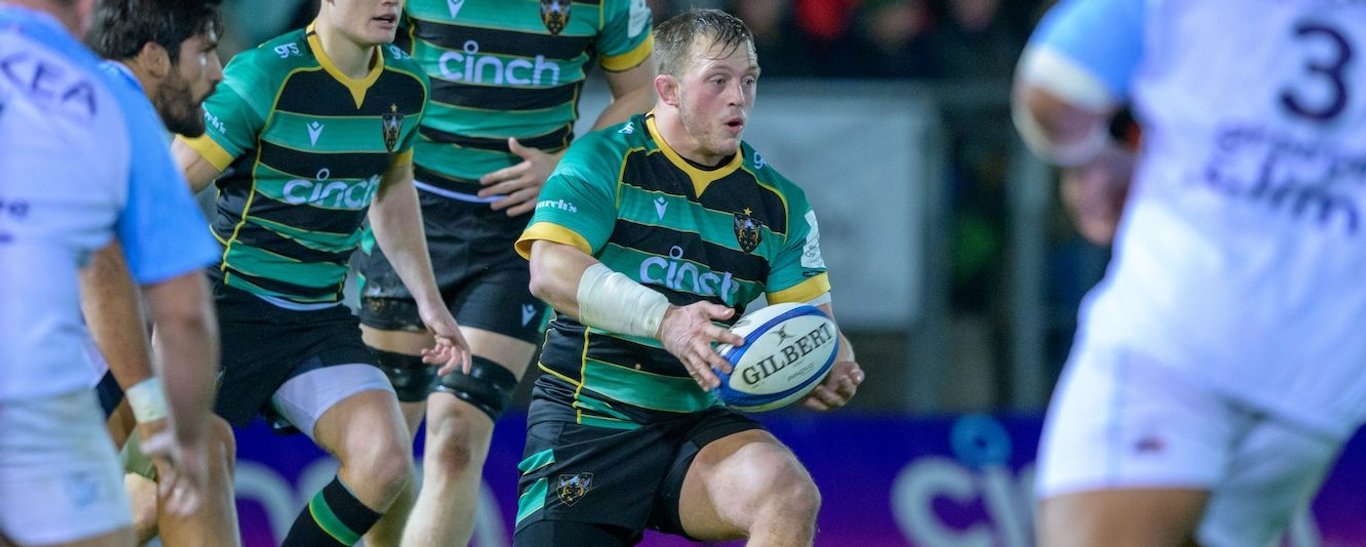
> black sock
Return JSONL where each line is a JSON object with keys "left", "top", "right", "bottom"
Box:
{"left": 281, "top": 476, "right": 382, "bottom": 546}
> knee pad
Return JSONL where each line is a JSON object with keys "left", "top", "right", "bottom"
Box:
{"left": 373, "top": 349, "right": 436, "bottom": 403}
{"left": 435, "top": 356, "right": 518, "bottom": 421}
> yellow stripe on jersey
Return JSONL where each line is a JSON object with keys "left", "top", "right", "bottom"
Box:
{"left": 179, "top": 134, "right": 235, "bottom": 171}
{"left": 306, "top": 24, "right": 384, "bottom": 109}
{"left": 516, "top": 221, "right": 593, "bottom": 259}
{"left": 768, "top": 273, "right": 832, "bottom": 304}
{"left": 646, "top": 115, "right": 742, "bottom": 196}
{"left": 601, "top": 32, "right": 654, "bottom": 72}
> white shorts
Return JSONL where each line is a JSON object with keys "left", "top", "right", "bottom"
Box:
{"left": 271, "top": 363, "right": 395, "bottom": 440}
{"left": 1036, "top": 342, "right": 1341, "bottom": 547}
{"left": 0, "top": 390, "right": 131, "bottom": 544}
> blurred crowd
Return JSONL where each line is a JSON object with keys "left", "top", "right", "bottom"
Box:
{"left": 650, "top": 0, "right": 1047, "bottom": 80}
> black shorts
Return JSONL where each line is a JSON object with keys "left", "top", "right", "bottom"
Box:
{"left": 512, "top": 376, "right": 762, "bottom": 541}
{"left": 353, "top": 190, "right": 547, "bottom": 342}
{"left": 212, "top": 282, "right": 376, "bottom": 427}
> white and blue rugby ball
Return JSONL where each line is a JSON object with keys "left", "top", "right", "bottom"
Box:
{"left": 714, "top": 302, "right": 839, "bottom": 412}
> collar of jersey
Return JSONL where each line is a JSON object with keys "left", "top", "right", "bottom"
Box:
{"left": 306, "top": 23, "right": 384, "bottom": 109}
{"left": 646, "top": 113, "right": 743, "bottom": 197}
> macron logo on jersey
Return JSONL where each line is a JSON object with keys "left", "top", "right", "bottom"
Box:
{"left": 521, "top": 304, "right": 537, "bottom": 326}
{"left": 307, "top": 121, "right": 324, "bottom": 146}
{"left": 654, "top": 197, "right": 667, "bottom": 220}
{"left": 447, "top": 0, "right": 465, "bottom": 18}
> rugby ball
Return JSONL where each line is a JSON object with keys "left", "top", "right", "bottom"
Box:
{"left": 714, "top": 302, "right": 839, "bottom": 412}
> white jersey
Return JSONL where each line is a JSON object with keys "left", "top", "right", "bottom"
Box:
{"left": 0, "top": 8, "right": 216, "bottom": 402}
{"left": 1028, "top": 0, "right": 1366, "bottom": 438}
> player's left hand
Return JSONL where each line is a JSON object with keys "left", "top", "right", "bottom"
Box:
{"left": 802, "top": 360, "right": 864, "bottom": 411}
{"left": 419, "top": 305, "right": 473, "bottom": 376}
{"left": 478, "top": 137, "right": 564, "bottom": 217}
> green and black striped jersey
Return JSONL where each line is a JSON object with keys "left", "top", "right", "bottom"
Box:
{"left": 397, "top": 0, "right": 653, "bottom": 193}
{"left": 515, "top": 113, "right": 832, "bottom": 427}
{"left": 181, "top": 26, "right": 428, "bottom": 305}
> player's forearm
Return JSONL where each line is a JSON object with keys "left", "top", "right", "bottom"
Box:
{"left": 172, "top": 138, "right": 225, "bottom": 195}
{"left": 144, "top": 272, "right": 219, "bottom": 445}
{"left": 369, "top": 174, "right": 444, "bottom": 312}
{"left": 529, "top": 240, "right": 669, "bottom": 338}
{"left": 80, "top": 241, "right": 156, "bottom": 388}
{"left": 816, "top": 302, "right": 856, "bottom": 363}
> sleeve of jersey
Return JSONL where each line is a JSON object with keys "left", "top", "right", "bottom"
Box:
{"left": 176, "top": 58, "right": 269, "bottom": 170}
{"left": 397, "top": 69, "right": 430, "bottom": 158}
{"left": 766, "top": 199, "right": 831, "bottom": 305}
{"left": 514, "top": 144, "right": 620, "bottom": 259}
{"left": 114, "top": 94, "right": 219, "bottom": 285}
{"left": 1025, "top": 0, "right": 1145, "bottom": 102}
{"left": 597, "top": 0, "right": 654, "bottom": 71}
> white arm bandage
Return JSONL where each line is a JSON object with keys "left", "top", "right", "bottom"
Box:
{"left": 1014, "top": 46, "right": 1115, "bottom": 167}
{"left": 125, "top": 377, "right": 168, "bottom": 423}
{"left": 576, "top": 262, "right": 670, "bottom": 338}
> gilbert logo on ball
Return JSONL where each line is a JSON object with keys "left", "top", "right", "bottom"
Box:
{"left": 714, "top": 302, "right": 839, "bottom": 412}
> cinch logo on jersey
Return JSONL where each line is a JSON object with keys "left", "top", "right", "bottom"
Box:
{"left": 740, "top": 322, "right": 835, "bottom": 386}
{"left": 1203, "top": 123, "right": 1366, "bottom": 234}
{"left": 438, "top": 40, "right": 562, "bottom": 86}
{"left": 535, "top": 198, "right": 577, "bottom": 213}
{"left": 282, "top": 168, "right": 380, "bottom": 209}
{"left": 639, "top": 246, "right": 741, "bottom": 303}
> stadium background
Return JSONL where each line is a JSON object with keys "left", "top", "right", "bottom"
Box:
{"left": 196, "top": 1, "right": 1366, "bottom": 545}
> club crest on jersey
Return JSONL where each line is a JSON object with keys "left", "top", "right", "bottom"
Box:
{"left": 734, "top": 208, "right": 763, "bottom": 253}
{"left": 381, "top": 104, "right": 403, "bottom": 152}
{"left": 557, "top": 473, "right": 592, "bottom": 505}
{"left": 541, "top": 0, "right": 571, "bottom": 35}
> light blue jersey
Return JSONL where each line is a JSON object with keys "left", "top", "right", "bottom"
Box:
{"left": 0, "top": 7, "right": 217, "bottom": 401}
{"left": 1028, "top": 0, "right": 1366, "bottom": 438}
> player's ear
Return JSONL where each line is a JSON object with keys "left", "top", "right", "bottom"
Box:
{"left": 138, "top": 41, "right": 171, "bottom": 79}
{"left": 655, "top": 73, "right": 680, "bottom": 107}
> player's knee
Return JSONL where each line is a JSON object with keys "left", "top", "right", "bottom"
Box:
{"left": 755, "top": 457, "right": 821, "bottom": 523}
{"left": 434, "top": 356, "right": 517, "bottom": 421}
{"left": 347, "top": 439, "right": 413, "bottom": 503}
{"left": 125, "top": 474, "right": 159, "bottom": 540}
{"left": 425, "top": 423, "right": 487, "bottom": 478}
{"left": 374, "top": 348, "right": 436, "bottom": 403}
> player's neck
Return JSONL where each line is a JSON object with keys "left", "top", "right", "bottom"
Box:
{"left": 312, "top": 22, "right": 377, "bottom": 79}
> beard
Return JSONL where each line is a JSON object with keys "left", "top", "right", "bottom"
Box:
{"left": 158, "top": 75, "right": 208, "bottom": 137}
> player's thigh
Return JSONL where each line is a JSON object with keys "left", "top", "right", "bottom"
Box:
{"left": 462, "top": 327, "right": 537, "bottom": 375}
{"left": 1197, "top": 418, "right": 1340, "bottom": 547}
{"left": 274, "top": 364, "right": 407, "bottom": 452}
{"left": 1036, "top": 343, "right": 1244, "bottom": 545}
{"left": 0, "top": 390, "right": 132, "bottom": 546}
{"left": 673, "top": 427, "right": 808, "bottom": 540}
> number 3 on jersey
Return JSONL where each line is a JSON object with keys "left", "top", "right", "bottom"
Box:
{"left": 1280, "top": 22, "right": 1355, "bottom": 123}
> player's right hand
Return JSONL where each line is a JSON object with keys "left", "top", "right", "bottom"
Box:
{"left": 1061, "top": 142, "right": 1135, "bottom": 245}
{"left": 139, "top": 420, "right": 209, "bottom": 517}
{"left": 419, "top": 305, "right": 473, "bottom": 377}
{"left": 657, "top": 302, "right": 745, "bottom": 392}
